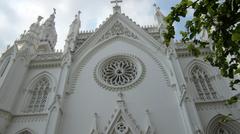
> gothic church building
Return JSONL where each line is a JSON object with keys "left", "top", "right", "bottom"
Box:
{"left": 0, "top": 1, "right": 240, "bottom": 134}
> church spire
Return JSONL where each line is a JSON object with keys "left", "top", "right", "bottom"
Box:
{"left": 111, "top": 0, "right": 122, "bottom": 14}
{"left": 38, "top": 8, "right": 57, "bottom": 52}
{"left": 65, "top": 11, "right": 81, "bottom": 52}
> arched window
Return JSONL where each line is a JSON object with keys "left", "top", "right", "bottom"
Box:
{"left": 18, "top": 130, "right": 32, "bottom": 134}
{"left": 206, "top": 115, "right": 240, "bottom": 134}
{"left": 26, "top": 76, "right": 51, "bottom": 113}
{"left": 191, "top": 65, "right": 217, "bottom": 100}
{"left": 16, "top": 129, "right": 33, "bottom": 134}
{"left": 0, "top": 56, "right": 11, "bottom": 77}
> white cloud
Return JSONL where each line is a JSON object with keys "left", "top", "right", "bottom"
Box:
{"left": 0, "top": 0, "right": 181, "bottom": 55}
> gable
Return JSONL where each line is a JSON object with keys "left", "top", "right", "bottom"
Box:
{"left": 73, "top": 12, "right": 167, "bottom": 58}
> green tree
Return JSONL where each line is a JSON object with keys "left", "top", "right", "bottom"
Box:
{"left": 164, "top": 0, "right": 240, "bottom": 104}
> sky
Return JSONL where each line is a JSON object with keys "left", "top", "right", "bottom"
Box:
{"left": 0, "top": 0, "right": 187, "bottom": 55}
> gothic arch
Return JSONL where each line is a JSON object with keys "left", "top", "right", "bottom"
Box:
{"left": 184, "top": 59, "right": 212, "bottom": 77}
{"left": 16, "top": 128, "right": 34, "bottom": 134}
{"left": 25, "top": 71, "right": 56, "bottom": 91}
{"left": 206, "top": 114, "right": 240, "bottom": 134}
{"left": 184, "top": 59, "right": 218, "bottom": 100}
{"left": 23, "top": 71, "right": 55, "bottom": 113}
{"left": 69, "top": 36, "right": 171, "bottom": 93}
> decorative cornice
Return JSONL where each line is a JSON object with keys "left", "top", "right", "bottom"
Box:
{"left": 195, "top": 100, "right": 237, "bottom": 111}
{"left": 29, "top": 52, "right": 63, "bottom": 68}
{"left": 12, "top": 113, "right": 48, "bottom": 123}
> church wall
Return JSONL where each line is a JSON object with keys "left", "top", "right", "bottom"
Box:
{"left": 0, "top": 56, "right": 28, "bottom": 112}
{"left": 61, "top": 39, "right": 187, "bottom": 134}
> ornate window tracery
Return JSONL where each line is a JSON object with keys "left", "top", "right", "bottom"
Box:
{"left": 0, "top": 56, "right": 11, "bottom": 77}
{"left": 191, "top": 65, "right": 217, "bottom": 100}
{"left": 26, "top": 76, "right": 50, "bottom": 113}
{"left": 94, "top": 54, "right": 145, "bottom": 91}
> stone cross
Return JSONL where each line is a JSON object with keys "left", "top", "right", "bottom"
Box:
{"left": 111, "top": 0, "right": 123, "bottom": 6}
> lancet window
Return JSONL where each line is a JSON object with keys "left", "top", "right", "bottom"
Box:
{"left": 191, "top": 65, "right": 217, "bottom": 100}
{"left": 16, "top": 129, "right": 33, "bottom": 134}
{"left": 26, "top": 76, "right": 50, "bottom": 113}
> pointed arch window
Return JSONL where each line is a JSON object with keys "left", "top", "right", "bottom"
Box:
{"left": 191, "top": 65, "right": 217, "bottom": 100}
{"left": 26, "top": 76, "right": 51, "bottom": 113}
{"left": 18, "top": 130, "right": 32, "bottom": 134}
{"left": 16, "top": 129, "right": 33, "bottom": 134}
{"left": 0, "top": 56, "right": 11, "bottom": 77}
{"left": 206, "top": 115, "right": 240, "bottom": 134}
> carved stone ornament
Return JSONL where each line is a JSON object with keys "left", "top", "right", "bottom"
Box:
{"left": 94, "top": 54, "right": 145, "bottom": 91}
{"left": 98, "top": 21, "right": 138, "bottom": 43}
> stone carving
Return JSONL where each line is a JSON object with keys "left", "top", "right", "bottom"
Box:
{"left": 104, "top": 95, "right": 141, "bottom": 134}
{"left": 98, "top": 21, "right": 138, "bottom": 43}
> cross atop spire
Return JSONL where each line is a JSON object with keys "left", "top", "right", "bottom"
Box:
{"left": 111, "top": 0, "right": 122, "bottom": 6}
{"left": 111, "top": 0, "right": 123, "bottom": 13}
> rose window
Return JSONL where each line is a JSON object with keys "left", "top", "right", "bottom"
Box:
{"left": 94, "top": 55, "right": 145, "bottom": 91}
{"left": 102, "top": 58, "right": 137, "bottom": 86}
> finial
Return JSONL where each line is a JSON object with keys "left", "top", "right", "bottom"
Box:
{"left": 53, "top": 8, "right": 56, "bottom": 14}
{"left": 37, "top": 16, "right": 43, "bottom": 23}
{"left": 118, "top": 92, "right": 124, "bottom": 100}
{"left": 78, "top": 10, "right": 81, "bottom": 15}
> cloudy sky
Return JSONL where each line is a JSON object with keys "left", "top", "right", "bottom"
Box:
{"left": 0, "top": 0, "right": 187, "bottom": 55}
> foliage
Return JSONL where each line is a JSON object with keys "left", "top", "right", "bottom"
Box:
{"left": 164, "top": 0, "right": 240, "bottom": 101}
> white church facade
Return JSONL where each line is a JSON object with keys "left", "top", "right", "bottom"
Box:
{"left": 0, "top": 1, "right": 240, "bottom": 134}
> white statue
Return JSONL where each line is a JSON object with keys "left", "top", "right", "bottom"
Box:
{"left": 67, "top": 11, "right": 81, "bottom": 51}
{"left": 154, "top": 4, "right": 167, "bottom": 43}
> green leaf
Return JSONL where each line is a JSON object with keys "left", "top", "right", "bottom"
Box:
{"left": 232, "top": 33, "right": 240, "bottom": 42}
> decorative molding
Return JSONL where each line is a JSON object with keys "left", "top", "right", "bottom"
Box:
{"left": 98, "top": 21, "right": 138, "bottom": 43}
{"left": 195, "top": 100, "right": 237, "bottom": 111}
{"left": 32, "top": 52, "right": 62, "bottom": 61}
{"left": 29, "top": 52, "right": 63, "bottom": 68}
{"left": 94, "top": 54, "right": 145, "bottom": 92}
{"left": 12, "top": 113, "right": 48, "bottom": 123}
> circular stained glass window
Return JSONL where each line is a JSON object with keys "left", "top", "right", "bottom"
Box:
{"left": 94, "top": 54, "right": 145, "bottom": 91}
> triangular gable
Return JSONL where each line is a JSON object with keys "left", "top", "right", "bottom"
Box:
{"left": 105, "top": 100, "right": 141, "bottom": 134}
{"left": 74, "top": 12, "right": 166, "bottom": 56}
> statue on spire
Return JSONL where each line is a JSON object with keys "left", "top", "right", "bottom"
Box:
{"left": 153, "top": 3, "right": 167, "bottom": 43}
{"left": 66, "top": 10, "right": 81, "bottom": 51}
